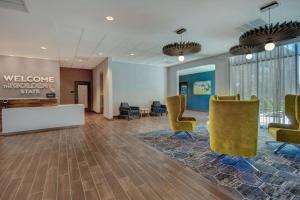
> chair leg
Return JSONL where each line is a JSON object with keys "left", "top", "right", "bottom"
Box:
{"left": 243, "top": 159, "right": 259, "bottom": 172}
{"left": 210, "top": 154, "right": 259, "bottom": 172}
{"left": 184, "top": 131, "right": 194, "bottom": 139}
{"left": 210, "top": 154, "right": 226, "bottom": 165}
{"left": 168, "top": 131, "right": 182, "bottom": 139}
{"left": 265, "top": 141, "right": 287, "bottom": 154}
{"left": 265, "top": 141, "right": 280, "bottom": 144}
{"left": 274, "top": 143, "right": 287, "bottom": 154}
{"left": 169, "top": 131, "right": 193, "bottom": 139}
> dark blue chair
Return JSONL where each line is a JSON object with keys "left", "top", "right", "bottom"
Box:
{"left": 151, "top": 101, "right": 167, "bottom": 116}
{"left": 119, "top": 102, "right": 141, "bottom": 120}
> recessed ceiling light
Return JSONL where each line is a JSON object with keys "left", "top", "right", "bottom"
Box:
{"left": 106, "top": 16, "right": 114, "bottom": 21}
{"left": 41, "top": 46, "right": 47, "bottom": 50}
{"left": 130, "top": 53, "right": 135, "bottom": 56}
{"left": 98, "top": 52, "right": 103, "bottom": 56}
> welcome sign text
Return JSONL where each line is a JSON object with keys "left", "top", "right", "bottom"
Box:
{"left": 2, "top": 75, "right": 55, "bottom": 94}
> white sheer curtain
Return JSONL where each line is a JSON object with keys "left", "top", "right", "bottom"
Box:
{"left": 230, "top": 57, "right": 257, "bottom": 100}
{"left": 230, "top": 42, "right": 299, "bottom": 127}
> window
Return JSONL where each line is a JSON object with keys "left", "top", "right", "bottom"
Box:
{"left": 229, "top": 42, "right": 300, "bottom": 127}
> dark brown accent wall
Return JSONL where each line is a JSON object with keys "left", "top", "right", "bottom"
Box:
{"left": 60, "top": 67, "right": 93, "bottom": 104}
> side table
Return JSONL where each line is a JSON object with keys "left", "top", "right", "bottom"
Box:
{"left": 140, "top": 108, "right": 150, "bottom": 117}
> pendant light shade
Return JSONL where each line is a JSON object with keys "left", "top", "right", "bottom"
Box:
{"left": 230, "top": 1, "right": 300, "bottom": 56}
{"left": 163, "top": 28, "right": 201, "bottom": 62}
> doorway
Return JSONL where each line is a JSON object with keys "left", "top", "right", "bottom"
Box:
{"left": 74, "top": 81, "right": 92, "bottom": 111}
{"left": 179, "top": 82, "right": 188, "bottom": 108}
{"left": 100, "top": 72, "right": 104, "bottom": 114}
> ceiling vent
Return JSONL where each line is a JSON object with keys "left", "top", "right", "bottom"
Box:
{"left": 0, "top": 0, "right": 28, "bottom": 12}
{"left": 238, "top": 18, "right": 267, "bottom": 33}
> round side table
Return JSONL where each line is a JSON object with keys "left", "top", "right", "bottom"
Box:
{"left": 140, "top": 108, "right": 150, "bottom": 117}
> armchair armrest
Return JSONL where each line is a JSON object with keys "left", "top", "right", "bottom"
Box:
{"left": 268, "top": 123, "right": 294, "bottom": 130}
{"left": 180, "top": 117, "right": 196, "bottom": 121}
{"left": 120, "top": 107, "right": 130, "bottom": 111}
{"left": 161, "top": 104, "right": 166, "bottom": 108}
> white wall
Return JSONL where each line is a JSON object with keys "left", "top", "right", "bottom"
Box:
{"left": 112, "top": 61, "right": 167, "bottom": 116}
{"left": 94, "top": 55, "right": 229, "bottom": 118}
{"left": 93, "top": 58, "right": 114, "bottom": 119}
{"left": 167, "top": 53, "right": 230, "bottom": 96}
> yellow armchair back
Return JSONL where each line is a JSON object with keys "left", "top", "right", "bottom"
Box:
{"left": 179, "top": 95, "right": 186, "bottom": 118}
{"left": 285, "top": 95, "right": 299, "bottom": 129}
{"left": 215, "top": 94, "right": 240, "bottom": 100}
{"left": 166, "top": 95, "right": 196, "bottom": 132}
{"left": 209, "top": 96, "right": 259, "bottom": 157}
{"left": 166, "top": 95, "right": 181, "bottom": 130}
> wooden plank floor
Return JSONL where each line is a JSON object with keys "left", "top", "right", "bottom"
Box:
{"left": 0, "top": 111, "right": 237, "bottom": 200}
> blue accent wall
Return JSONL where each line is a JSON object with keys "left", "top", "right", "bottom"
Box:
{"left": 179, "top": 71, "right": 215, "bottom": 111}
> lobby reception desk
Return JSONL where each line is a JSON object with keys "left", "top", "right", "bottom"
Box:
{"left": 0, "top": 99, "right": 84, "bottom": 135}
{"left": 1, "top": 104, "right": 84, "bottom": 135}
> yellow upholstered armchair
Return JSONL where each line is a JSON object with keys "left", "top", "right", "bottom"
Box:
{"left": 209, "top": 95, "right": 259, "bottom": 160}
{"left": 215, "top": 94, "right": 240, "bottom": 101}
{"left": 267, "top": 94, "right": 300, "bottom": 154}
{"left": 166, "top": 95, "right": 197, "bottom": 138}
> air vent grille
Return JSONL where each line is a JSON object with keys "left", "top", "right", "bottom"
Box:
{"left": 0, "top": 0, "right": 28, "bottom": 12}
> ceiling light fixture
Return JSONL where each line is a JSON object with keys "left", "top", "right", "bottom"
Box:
{"left": 106, "top": 16, "right": 114, "bottom": 21}
{"left": 178, "top": 55, "right": 185, "bottom": 62}
{"left": 264, "top": 41, "right": 275, "bottom": 51}
{"left": 98, "top": 52, "right": 103, "bottom": 56}
{"left": 163, "top": 28, "right": 201, "bottom": 62}
{"left": 40, "top": 46, "right": 47, "bottom": 50}
{"left": 130, "top": 53, "right": 135, "bottom": 56}
{"left": 246, "top": 54, "right": 253, "bottom": 60}
{"left": 230, "top": 1, "right": 300, "bottom": 56}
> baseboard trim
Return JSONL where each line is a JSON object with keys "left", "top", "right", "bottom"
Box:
{"left": 1, "top": 125, "right": 83, "bottom": 136}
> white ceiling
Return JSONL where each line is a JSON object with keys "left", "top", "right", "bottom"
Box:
{"left": 178, "top": 65, "right": 215, "bottom": 76}
{"left": 0, "top": 0, "right": 299, "bottom": 69}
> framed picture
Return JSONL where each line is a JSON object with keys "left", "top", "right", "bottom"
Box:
{"left": 193, "top": 81, "right": 211, "bottom": 95}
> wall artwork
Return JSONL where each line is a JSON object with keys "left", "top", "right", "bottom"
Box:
{"left": 193, "top": 81, "right": 211, "bottom": 95}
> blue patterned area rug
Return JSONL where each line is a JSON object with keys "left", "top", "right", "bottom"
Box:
{"left": 136, "top": 126, "right": 300, "bottom": 200}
